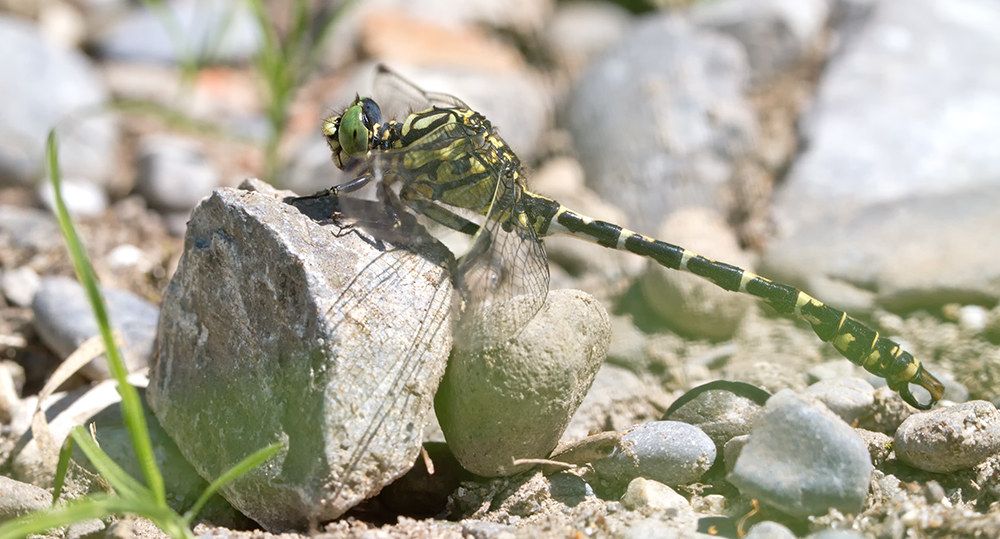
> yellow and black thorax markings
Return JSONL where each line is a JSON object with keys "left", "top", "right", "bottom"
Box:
{"left": 376, "top": 106, "right": 525, "bottom": 217}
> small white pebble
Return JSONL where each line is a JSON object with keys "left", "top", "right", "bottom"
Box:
{"left": 107, "top": 244, "right": 145, "bottom": 269}
{"left": 959, "top": 305, "right": 989, "bottom": 333}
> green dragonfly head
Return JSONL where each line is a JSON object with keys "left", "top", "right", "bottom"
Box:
{"left": 323, "top": 94, "right": 383, "bottom": 169}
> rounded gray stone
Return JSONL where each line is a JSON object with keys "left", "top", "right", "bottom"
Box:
{"left": 0, "top": 476, "right": 52, "bottom": 520}
{"left": 32, "top": 276, "right": 158, "bottom": 380}
{"left": 435, "top": 288, "right": 609, "bottom": 477}
{"left": 149, "top": 180, "right": 453, "bottom": 531}
{"left": 728, "top": 390, "right": 873, "bottom": 517}
{"left": 620, "top": 477, "right": 691, "bottom": 516}
{"left": 773, "top": 0, "right": 1000, "bottom": 233}
{"left": 1, "top": 266, "right": 41, "bottom": 308}
{"left": 135, "top": 134, "right": 220, "bottom": 212}
{"left": 593, "top": 421, "right": 716, "bottom": 487}
{"left": 894, "top": 400, "right": 1000, "bottom": 473}
{"left": 567, "top": 15, "right": 757, "bottom": 235}
{"left": 0, "top": 205, "right": 61, "bottom": 251}
{"left": 542, "top": 1, "right": 632, "bottom": 76}
{"left": 744, "top": 521, "right": 797, "bottom": 539}
{"left": 663, "top": 382, "right": 766, "bottom": 455}
{"left": 803, "top": 377, "right": 875, "bottom": 424}
{"left": 640, "top": 208, "right": 754, "bottom": 341}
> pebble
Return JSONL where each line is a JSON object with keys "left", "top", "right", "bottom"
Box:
{"left": 773, "top": 0, "right": 1000, "bottom": 233}
{"left": 37, "top": 177, "right": 109, "bottom": 217}
{"left": 462, "top": 520, "right": 515, "bottom": 539}
{"left": 690, "top": 0, "right": 829, "bottom": 81}
{"left": 640, "top": 208, "right": 754, "bottom": 341}
{"left": 95, "top": 0, "right": 262, "bottom": 63}
{"left": 662, "top": 380, "right": 767, "bottom": 455}
{"left": 0, "top": 476, "right": 51, "bottom": 520}
{"left": 567, "top": 14, "right": 757, "bottom": 235}
{"left": 856, "top": 428, "right": 893, "bottom": 468}
{"left": 542, "top": 1, "right": 632, "bottom": 77}
{"left": 150, "top": 179, "right": 453, "bottom": 531}
{"left": 593, "top": 421, "right": 716, "bottom": 487}
{"left": 436, "top": 288, "right": 609, "bottom": 477}
{"left": 106, "top": 244, "right": 147, "bottom": 270}
{"left": 0, "top": 205, "right": 61, "bottom": 251}
{"left": 722, "top": 434, "right": 748, "bottom": 475}
{"left": 803, "top": 377, "right": 875, "bottom": 424}
{"left": 0, "top": 16, "right": 117, "bottom": 187}
{"left": 744, "top": 521, "right": 797, "bottom": 539}
{"left": 728, "top": 390, "right": 873, "bottom": 517}
{"left": 959, "top": 305, "right": 990, "bottom": 333}
{"left": 806, "top": 359, "right": 858, "bottom": 383}
{"left": 620, "top": 477, "right": 691, "bottom": 517}
{"left": 31, "top": 276, "right": 158, "bottom": 380}
{"left": 1, "top": 266, "right": 41, "bottom": 307}
{"left": 894, "top": 400, "right": 1000, "bottom": 473}
{"left": 135, "top": 134, "right": 221, "bottom": 212}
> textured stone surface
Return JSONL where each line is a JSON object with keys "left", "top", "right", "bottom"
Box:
{"left": 0, "top": 16, "right": 117, "bottom": 187}
{"left": 32, "top": 276, "right": 158, "bottom": 380}
{"left": 895, "top": 400, "right": 1000, "bottom": 473}
{"left": 728, "top": 390, "right": 873, "bottom": 517}
{"left": 593, "top": 421, "right": 716, "bottom": 487}
{"left": 762, "top": 188, "right": 1000, "bottom": 313}
{"left": 436, "top": 288, "right": 609, "bottom": 477}
{"left": 567, "top": 15, "right": 757, "bottom": 235}
{"left": 149, "top": 180, "right": 453, "bottom": 530}
{"left": 773, "top": 0, "right": 1000, "bottom": 232}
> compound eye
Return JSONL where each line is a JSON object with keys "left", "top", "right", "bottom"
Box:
{"left": 338, "top": 96, "right": 382, "bottom": 157}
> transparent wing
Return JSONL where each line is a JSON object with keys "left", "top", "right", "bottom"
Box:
{"left": 372, "top": 64, "right": 469, "bottom": 121}
{"left": 451, "top": 171, "right": 550, "bottom": 351}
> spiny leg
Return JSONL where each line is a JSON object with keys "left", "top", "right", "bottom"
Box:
{"left": 537, "top": 200, "right": 944, "bottom": 409}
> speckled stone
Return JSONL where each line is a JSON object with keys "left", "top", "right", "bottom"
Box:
{"left": 895, "top": 400, "right": 1000, "bottom": 473}
{"left": 727, "top": 390, "right": 873, "bottom": 517}
{"left": 593, "top": 421, "right": 716, "bottom": 487}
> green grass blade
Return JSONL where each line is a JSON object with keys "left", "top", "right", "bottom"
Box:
{"left": 68, "top": 426, "right": 150, "bottom": 499}
{"left": 0, "top": 494, "right": 115, "bottom": 539}
{"left": 0, "top": 494, "right": 194, "bottom": 539}
{"left": 45, "top": 132, "right": 166, "bottom": 506}
{"left": 183, "top": 442, "right": 283, "bottom": 521}
{"left": 52, "top": 432, "right": 76, "bottom": 503}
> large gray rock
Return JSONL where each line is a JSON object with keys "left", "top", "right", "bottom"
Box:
{"left": 761, "top": 188, "right": 1000, "bottom": 313}
{"left": 436, "top": 288, "right": 609, "bottom": 477}
{"left": 774, "top": 0, "right": 1000, "bottom": 232}
{"left": 567, "top": 15, "right": 758, "bottom": 235}
{"left": 149, "top": 180, "right": 453, "bottom": 531}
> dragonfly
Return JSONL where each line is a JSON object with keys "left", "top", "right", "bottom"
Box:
{"left": 301, "top": 64, "right": 945, "bottom": 410}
